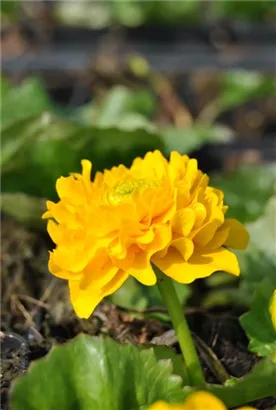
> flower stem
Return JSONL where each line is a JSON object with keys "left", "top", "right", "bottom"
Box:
{"left": 154, "top": 266, "right": 205, "bottom": 387}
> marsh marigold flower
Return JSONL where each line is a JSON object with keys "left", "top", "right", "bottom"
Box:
{"left": 270, "top": 289, "right": 276, "bottom": 331}
{"left": 43, "top": 151, "right": 248, "bottom": 318}
{"left": 148, "top": 391, "right": 255, "bottom": 410}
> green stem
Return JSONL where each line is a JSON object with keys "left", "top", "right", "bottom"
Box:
{"left": 154, "top": 265, "right": 205, "bottom": 387}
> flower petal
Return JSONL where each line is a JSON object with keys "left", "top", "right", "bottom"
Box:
{"left": 183, "top": 391, "right": 226, "bottom": 410}
{"left": 171, "top": 238, "right": 194, "bottom": 261}
{"left": 69, "top": 269, "right": 128, "bottom": 318}
{"left": 48, "top": 252, "right": 83, "bottom": 280}
{"left": 153, "top": 246, "right": 240, "bottom": 283}
{"left": 192, "top": 220, "right": 219, "bottom": 247}
{"left": 128, "top": 252, "right": 157, "bottom": 285}
{"left": 269, "top": 289, "right": 276, "bottom": 331}
{"left": 223, "top": 218, "right": 249, "bottom": 249}
{"left": 206, "top": 226, "right": 230, "bottom": 250}
{"left": 172, "top": 208, "right": 195, "bottom": 236}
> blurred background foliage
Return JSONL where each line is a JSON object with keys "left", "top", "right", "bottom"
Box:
{"left": 2, "top": 0, "right": 276, "bottom": 27}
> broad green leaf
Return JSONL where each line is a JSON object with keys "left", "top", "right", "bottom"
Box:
{"left": 97, "top": 86, "right": 135, "bottom": 126}
{"left": 80, "top": 86, "right": 156, "bottom": 130}
{"left": 10, "top": 334, "right": 187, "bottom": 410}
{"left": 212, "top": 164, "right": 276, "bottom": 223}
{"left": 1, "top": 113, "right": 164, "bottom": 198}
{"left": 240, "top": 279, "right": 276, "bottom": 357}
{"left": 160, "top": 124, "right": 232, "bottom": 156}
{"left": 208, "top": 356, "right": 276, "bottom": 407}
{"left": 139, "top": 344, "right": 188, "bottom": 384}
{"left": 219, "top": 71, "right": 276, "bottom": 112}
{"left": 1, "top": 78, "right": 53, "bottom": 129}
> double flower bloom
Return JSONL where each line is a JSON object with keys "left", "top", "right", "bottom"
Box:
{"left": 43, "top": 150, "right": 249, "bottom": 318}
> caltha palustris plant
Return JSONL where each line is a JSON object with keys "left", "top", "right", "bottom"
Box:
{"left": 42, "top": 150, "right": 251, "bottom": 403}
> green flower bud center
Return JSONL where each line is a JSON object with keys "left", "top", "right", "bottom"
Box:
{"left": 107, "top": 179, "right": 156, "bottom": 205}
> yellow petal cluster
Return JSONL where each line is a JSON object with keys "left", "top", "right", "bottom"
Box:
{"left": 269, "top": 289, "right": 276, "bottom": 331}
{"left": 43, "top": 150, "right": 249, "bottom": 318}
{"left": 148, "top": 391, "right": 256, "bottom": 410}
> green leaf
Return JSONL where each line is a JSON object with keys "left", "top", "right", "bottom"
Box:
{"left": 1, "top": 78, "right": 53, "bottom": 129}
{"left": 212, "top": 164, "right": 276, "bottom": 223}
{"left": 219, "top": 71, "right": 276, "bottom": 112}
{"left": 10, "top": 334, "right": 187, "bottom": 410}
{"left": 208, "top": 356, "right": 276, "bottom": 408}
{"left": 1, "top": 113, "right": 164, "bottom": 198}
{"left": 139, "top": 344, "right": 188, "bottom": 384}
{"left": 91, "top": 86, "right": 156, "bottom": 129}
{"left": 240, "top": 279, "right": 276, "bottom": 357}
{"left": 160, "top": 124, "right": 232, "bottom": 156}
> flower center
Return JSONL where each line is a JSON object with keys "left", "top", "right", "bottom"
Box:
{"left": 107, "top": 179, "right": 156, "bottom": 205}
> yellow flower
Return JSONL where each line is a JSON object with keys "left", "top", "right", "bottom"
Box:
{"left": 148, "top": 391, "right": 256, "bottom": 410}
{"left": 269, "top": 289, "right": 276, "bottom": 330}
{"left": 43, "top": 151, "right": 248, "bottom": 318}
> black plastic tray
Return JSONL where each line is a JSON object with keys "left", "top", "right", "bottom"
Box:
{"left": 2, "top": 22, "right": 276, "bottom": 73}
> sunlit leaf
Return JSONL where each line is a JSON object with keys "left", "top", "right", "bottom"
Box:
{"left": 10, "top": 334, "right": 187, "bottom": 410}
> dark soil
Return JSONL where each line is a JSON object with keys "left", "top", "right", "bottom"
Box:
{"left": 1, "top": 214, "right": 275, "bottom": 410}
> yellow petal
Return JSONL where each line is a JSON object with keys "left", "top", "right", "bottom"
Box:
{"left": 47, "top": 220, "right": 61, "bottom": 244}
{"left": 171, "top": 238, "right": 194, "bottom": 261}
{"left": 48, "top": 252, "right": 83, "bottom": 280}
{"left": 185, "top": 158, "right": 198, "bottom": 188}
{"left": 192, "top": 221, "right": 219, "bottom": 247}
{"left": 81, "top": 159, "right": 92, "bottom": 179}
{"left": 269, "top": 289, "right": 276, "bottom": 331}
{"left": 183, "top": 391, "right": 226, "bottom": 410}
{"left": 206, "top": 226, "right": 230, "bottom": 250}
{"left": 69, "top": 269, "right": 128, "bottom": 318}
{"left": 56, "top": 176, "right": 77, "bottom": 199}
{"left": 192, "top": 202, "right": 207, "bottom": 228}
{"left": 223, "top": 219, "right": 249, "bottom": 249}
{"left": 82, "top": 256, "right": 119, "bottom": 288}
{"left": 172, "top": 208, "right": 195, "bottom": 236}
{"left": 147, "top": 401, "right": 184, "bottom": 410}
{"left": 237, "top": 408, "right": 257, "bottom": 410}
{"left": 137, "top": 229, "right": 155, "bottom": 245}
{"left": 153, "top": 246, "right": 240, "bottom": 284}
{"left": 147, "top": 393, "right": 257, "bottom": 410}
{"left": 127, "top": 251, "right": 157, "bottom": 285}
{"left": 42, "top": 200, "right": 55, "bottom": 219}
